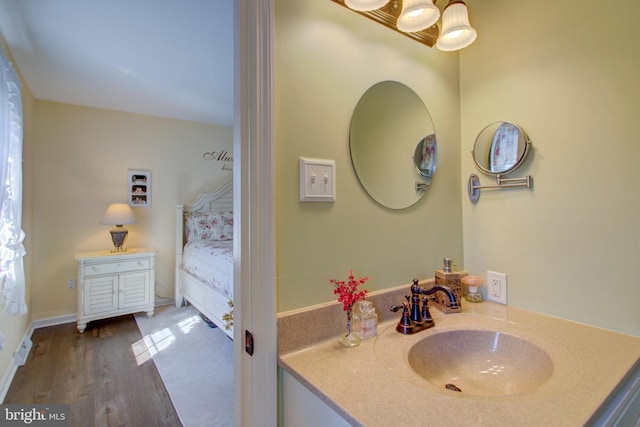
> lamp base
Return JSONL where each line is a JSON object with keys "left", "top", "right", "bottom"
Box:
{"left": 109, "top": 226, "right": 129, "bottom": 252}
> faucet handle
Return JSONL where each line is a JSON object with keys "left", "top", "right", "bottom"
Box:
{"left": 390, "top": 301, "right": 410, "bottom": 312}
{"left": 393, "top": 302, "right": 414, "bottom": 334}
{"left": 421, "top": 297, "right": 434, "bottom": 324}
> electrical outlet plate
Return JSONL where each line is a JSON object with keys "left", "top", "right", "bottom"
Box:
{"left": 486, "top": 271, "right": 507, "bottom": 304}
{"left": 67, "top": 278, "right": 76, "bottom": 289}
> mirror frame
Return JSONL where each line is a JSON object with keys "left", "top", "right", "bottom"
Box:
{"left": 471, "top": 121, "right": 531, "bottom": 176}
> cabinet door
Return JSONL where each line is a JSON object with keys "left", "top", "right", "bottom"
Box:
{"left": 119, "top": 271, "right": 151, "bottom": 309}
{"left": 84, "top": 276, "right": 118, "bottom": 315}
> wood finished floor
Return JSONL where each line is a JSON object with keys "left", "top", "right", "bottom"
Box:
{"left": 3, "top": 314, "right": 182, "bottom": 427}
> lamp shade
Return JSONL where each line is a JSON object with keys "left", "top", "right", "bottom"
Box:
{"left": 101, "top": 203, "right": 137, "bottom": 226}
{"left": 397, "top": 0, "right": 440, "bottom": 33}
{"left": 436, "top": 0, "right": 477, "bottom": 51}
{"left": 345, "top": 0, "right": 389, "bottom": 12}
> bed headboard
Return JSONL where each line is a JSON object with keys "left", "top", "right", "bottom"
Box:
{"left": 182, "top": 180, "right": 233, "bottom": 215}
{"left": 175, "top": 181, "right": 233, "bottom": 266}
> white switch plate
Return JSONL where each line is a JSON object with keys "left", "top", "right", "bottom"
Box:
{"left": 486, "top": 271, "right": 507, "bottom": 304}
{"left": 299, "top": 157, "right": 335, "bottom": 202}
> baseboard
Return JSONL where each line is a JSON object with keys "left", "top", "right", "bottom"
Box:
{"left": 0, "top": 313, "right": 76, "bottom": 403}
{"left": 155, "top": 297, "right": 175, "bottom": 307}
{"left": 31, "top": 313, "right": 76, "bottom": 330}
{"left": 0, "top": 357, "right": 18, "bottom": 403}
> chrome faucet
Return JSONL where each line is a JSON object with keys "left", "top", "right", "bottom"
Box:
{"left": 390, "top": 279, "right": 459, "bottom": 334}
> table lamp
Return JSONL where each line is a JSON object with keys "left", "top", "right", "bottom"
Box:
{"left": 101, "top": 202, "right": 137, "bottom": 252}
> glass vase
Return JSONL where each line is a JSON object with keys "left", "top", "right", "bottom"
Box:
{"left": 339, "top": 305, "right": 361, "bottom": 348}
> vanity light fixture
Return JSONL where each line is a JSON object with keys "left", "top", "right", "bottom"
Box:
{"left": 330, "top": 0, "right": 477, "bottom": 51}
{"left": 397, "top": 0, "right": 440, "bottom": 33}
{"left": 345, "top": 0, "right": 390, "bottom": 11}
{"left": 436, "top": 0, "right": 477, "bottom": 51}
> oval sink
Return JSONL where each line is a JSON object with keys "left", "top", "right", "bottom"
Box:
{"left": 408, "top": 330, "right": 554, "bottom": 397}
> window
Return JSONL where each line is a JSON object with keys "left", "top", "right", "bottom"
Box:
{"left": 0, "top": 48, "right": 26, "bottom": 315}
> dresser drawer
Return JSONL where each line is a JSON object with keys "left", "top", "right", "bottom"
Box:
{"left": 83, "top": 258, "right": 150, "bottom": 276}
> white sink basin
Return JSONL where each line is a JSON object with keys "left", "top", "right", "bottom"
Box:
{"left": 373, "top": 313, "right": 581, "bottom": 399}
{"left": 408, "top": 330, "right": 554, "bottom": 396}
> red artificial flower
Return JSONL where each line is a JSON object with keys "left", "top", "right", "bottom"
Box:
{"left": 329, "top": 269, "right": 369, "bottom": 311}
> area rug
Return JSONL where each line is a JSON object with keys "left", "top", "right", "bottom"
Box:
{"left": 134, "top": 304, "right": 233, "bottom": 427}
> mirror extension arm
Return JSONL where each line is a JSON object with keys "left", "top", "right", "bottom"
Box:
{"left": 467, "top": 174, "right": 532, "bottom": 203}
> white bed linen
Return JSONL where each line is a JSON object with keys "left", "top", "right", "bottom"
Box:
{"left": 182, "top": 240, "right": 233, "bottom": 300}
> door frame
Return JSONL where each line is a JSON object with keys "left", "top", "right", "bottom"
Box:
{"left": 233, "top": 1, "right": 277, "bottom": 425}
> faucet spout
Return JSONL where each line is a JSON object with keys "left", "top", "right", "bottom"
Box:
{"left": 391, "top": 279, "right": 460, "bottom": 334}
{"left": 412, "top": 281, "right": 459, "bottom": 310}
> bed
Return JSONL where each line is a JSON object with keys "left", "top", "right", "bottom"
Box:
{"left": 175, "top": 181, "right": 234, "bottom": 339}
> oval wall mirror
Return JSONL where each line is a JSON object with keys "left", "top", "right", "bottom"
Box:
{"left": 349, "top": 81, "right": 436, "bottom": 210}
{"left": 472, "top": 121, "right": 531, "bottom": 175}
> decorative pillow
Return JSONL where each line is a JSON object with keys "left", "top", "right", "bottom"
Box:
{"left": 185, "top": 211, "right": 233, "bottom": 243}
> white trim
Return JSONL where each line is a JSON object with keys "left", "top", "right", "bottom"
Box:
{"left": 154, "top": 297, "right": 175, "bottom": 307}
{"left": 0, "top": 358, "right": 18, "bottom": 403}
{"left": 233, "top": 0, "right": 277, "bottom": 426}
{"left": 31, "top": 314, "right": 76, "bottom": 330}
{"left": 0, "top": 314, "right": 76, "bottom": 402}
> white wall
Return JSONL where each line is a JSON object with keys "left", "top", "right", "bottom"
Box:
{"left": 460, "top": 0, "right": 640, "bottom": 337}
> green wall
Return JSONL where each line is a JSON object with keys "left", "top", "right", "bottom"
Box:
{"left": 461, "top": 0, "right": 640, "bottom": 336}
{"left": 275, "top": 0, "right": 464, "bottom": 311}
{"left": 276, "top": 0, "right": 640, "bottom": 338}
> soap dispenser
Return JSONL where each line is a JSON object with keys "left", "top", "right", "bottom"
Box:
{"left": 433, "top": 257, "right": 466, "bottom": 313}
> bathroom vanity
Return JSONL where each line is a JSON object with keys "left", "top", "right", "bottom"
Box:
{"left": 278, "top": 283, "right": 640, "bottom": 426}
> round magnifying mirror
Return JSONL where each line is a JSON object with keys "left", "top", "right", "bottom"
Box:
{"left": 413, "top": 134, "right": 437, "bottom": 178}
{"left": 350, "top": 81, "right": 435, "bottom": 209}
{"left": 472, "top": 121, "right": 531, "bottom": 175}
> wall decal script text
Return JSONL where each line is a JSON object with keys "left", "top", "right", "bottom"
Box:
{"left": 203, "top": 149, "right": 233, "bottom": 171}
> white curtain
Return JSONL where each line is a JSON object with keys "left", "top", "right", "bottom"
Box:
{"left": 0, "top": 48, "right": 26, "bottom": 315}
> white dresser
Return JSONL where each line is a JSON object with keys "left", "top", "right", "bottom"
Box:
{"left": 75, "top": 248, "right": 156, "bottom": 333}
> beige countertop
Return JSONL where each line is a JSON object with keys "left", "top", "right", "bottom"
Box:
{"left": 278, "top": 292, "right": 640, "bottom": 426}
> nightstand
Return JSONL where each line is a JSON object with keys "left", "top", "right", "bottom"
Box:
{"left": 74, "top": 248, "right": 156, "bottom": 333}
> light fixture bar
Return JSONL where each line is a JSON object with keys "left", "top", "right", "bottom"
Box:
{"left": 330, "top": 0, "right": 439, "bottom": 47}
